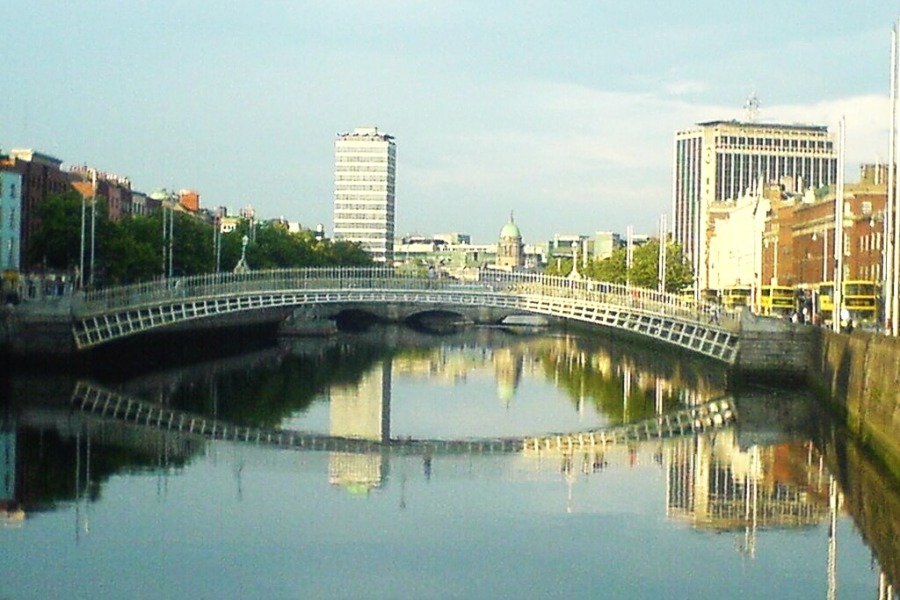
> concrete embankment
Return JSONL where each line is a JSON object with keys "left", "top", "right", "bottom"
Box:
{"left": 808, "top": 328, "right": 900, "bottom": 472}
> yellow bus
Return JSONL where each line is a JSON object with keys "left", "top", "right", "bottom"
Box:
{"left": 816, "top": 280, "right": 878, "bottom": 325}
{"left": 843, "top": 280, "right": 878, "bottom": 324}
{"left": 758, "top": 285, "right": 794, "bottom": 317}
{"left": 721, "top": 286, "right": 752, "bottom": 311}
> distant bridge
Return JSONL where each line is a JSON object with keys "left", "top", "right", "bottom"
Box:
{"left": 71, "top": 381, "right": 737, "bottom": 457}
{"left": 16, "top": 268, "right": 741, "bottom": 363}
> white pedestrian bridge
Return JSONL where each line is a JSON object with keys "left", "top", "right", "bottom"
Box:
{"left": 54, "top": 267, "right": 740, "bottom": 363}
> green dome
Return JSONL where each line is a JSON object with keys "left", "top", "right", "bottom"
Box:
{"left": 499, "top": 220, "right": 522, "bottom": 239}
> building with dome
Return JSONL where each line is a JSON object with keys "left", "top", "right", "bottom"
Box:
{"left": 496, "top": 213, "right": 524, "bottom": 269}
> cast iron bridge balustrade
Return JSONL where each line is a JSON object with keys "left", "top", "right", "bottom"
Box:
{"left": 71, "top": 382, "right": 737, "bottom": 457}
{"left": 61, "top": 268, "right": 740, "bottom": 363}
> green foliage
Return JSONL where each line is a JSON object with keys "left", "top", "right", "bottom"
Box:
{"left": 27, "top": 192, "right": 374, "bottom": 287}
{"left": 27, "top": 190, "right": 84, "bottom": 270}
{"left": 547, "top": 240, "right": 694, "bottom": 292}
{"left": 543, "top": 257, "right": 572, "bottom": 277}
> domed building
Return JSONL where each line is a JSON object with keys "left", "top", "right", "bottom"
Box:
{"left": 496, "top": 213, "right": 524, "bottom": 269}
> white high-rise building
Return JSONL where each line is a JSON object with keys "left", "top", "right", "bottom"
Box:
{"left": 672, "top": 120, "right": 837, "bottom": 292}
{"left": 333, "top": 127, "right": 396, "bottom": 263}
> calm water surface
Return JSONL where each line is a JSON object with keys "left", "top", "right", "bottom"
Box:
{"left": 1, "top": 325, "right": 898, "bottom": 599}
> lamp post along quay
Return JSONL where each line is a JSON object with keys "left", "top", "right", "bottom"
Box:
{"left": 833, "top": 116, "right": 846, "bottom": 334}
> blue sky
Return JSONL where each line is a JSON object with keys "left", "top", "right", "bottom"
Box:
{"left": 3, "top": 1, "right": 898, "bottom": 242}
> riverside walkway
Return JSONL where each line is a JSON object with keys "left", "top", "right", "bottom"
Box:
{"left": 70, "top": 381, "right": 737, "bottom": 457}
{"left": 10, "top": 267, "right": 741, "bottom": 363}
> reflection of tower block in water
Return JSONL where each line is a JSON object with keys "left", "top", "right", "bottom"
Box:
{"left": 328, "top": 452, "right": 387, "bottom": 494}
{"left": 328, "top": 361, "right": 392, "bottom": 492}
{"left": 329, "top": 361, "right": 391, "bottom": 442}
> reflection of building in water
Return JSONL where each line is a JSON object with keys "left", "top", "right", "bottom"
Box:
{"left": 1, "top": 427, "right": 14, "bottom": 502}
{"left": 493, "top": 347, "right": 523, "bottom": 405}
{"left": 666, "top": 430, "right": 829, "bottom": 555}
{"left": 328, "top": 360, "right": 392, "bottom": 492}
{"left": 543, "top": 334, "right": 727, "bottom": 410}
{"left": 0, "top": 423, "right": 23, "bottom": 524}
{"left": 391, "top": 344, "right": 539, "bottom": 402}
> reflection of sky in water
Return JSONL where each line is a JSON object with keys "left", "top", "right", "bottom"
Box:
{"left": 0, "top": 445, "right": 878, "bottom": 600}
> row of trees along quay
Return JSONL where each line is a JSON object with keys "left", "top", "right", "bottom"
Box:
{"left": 27, "top": 191, "right": 373, "bottom": 288}
{"left": 543, "top": 240, "right": 694, "bottom": 293}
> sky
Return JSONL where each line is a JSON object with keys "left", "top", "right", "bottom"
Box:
{"left": 3, "top": 1, "right": 899, "bottom": 243}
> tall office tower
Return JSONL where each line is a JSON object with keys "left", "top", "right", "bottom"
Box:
{"left": 333, "top": 127, "right": 396, "bottom": 263}
{"left": 672, "top": 120, "right": 837, "bottom": 292}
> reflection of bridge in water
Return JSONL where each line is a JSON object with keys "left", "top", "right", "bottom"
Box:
{"left": 13, "top": 382, "right": 893, "bottom": 596}
{"left": 71, "top": 381, "right": 736, "bottom": 456}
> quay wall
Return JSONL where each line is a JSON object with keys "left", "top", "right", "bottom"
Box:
{"left": 731, "top": 313, "right": 814, "bottom": 385}
{"left": 808, "top": 328, "right": 900, "bottom": 470}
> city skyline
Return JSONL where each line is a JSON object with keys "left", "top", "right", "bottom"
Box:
{"left": 2, "top": 2, "right": 898, "bottom": 242}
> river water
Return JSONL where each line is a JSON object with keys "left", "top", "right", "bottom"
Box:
{"left": 1, "top": 324, "right": 898, "bottom": 599}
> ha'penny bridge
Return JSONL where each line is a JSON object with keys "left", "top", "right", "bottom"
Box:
{"left": 5, "top": 267, "right": 812, "bottom": 379}
{"left": 70, "top": 381, "right": 737, "bottom": 457}
{"left": 12, "top": 267, "right": 743, "bottom": 355}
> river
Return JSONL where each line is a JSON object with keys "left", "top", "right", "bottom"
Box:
{"left": 0, "top": 324, "right": 897, "bottom": 599}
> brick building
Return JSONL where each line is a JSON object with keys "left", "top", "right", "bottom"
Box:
{"left": 763, "top": 165, "right": 887, "bottom": 288}
{"left": 1, "top": 149, "right": 71, "bottom": 272}
{"left": 70, "top": 165, "right": 135, "bottom": 222}
{"left": 707, "top": 164, "right": 888, "bottom": 295}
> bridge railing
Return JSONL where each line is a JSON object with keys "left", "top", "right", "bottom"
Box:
{"left": 70, "top": 267, "right": 738, "bottom": 328}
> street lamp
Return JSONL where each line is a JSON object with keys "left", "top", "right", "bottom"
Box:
{"left": 78, "top": 168, "right": 97, "bottom": 289}
{"left": 833, "top": 116, "right": 846, "bottom": 333}
{"left": 161, "top": 202, "right": 175, "bottom": 279}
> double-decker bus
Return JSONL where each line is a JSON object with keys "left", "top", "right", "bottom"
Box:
{"left": 843, "top": 280, "right": 878, "bottom": 324}
{"left": 758, "top": 285, "right": 794, "bottom": 318}
{"left": 816, "top": 280, "right": 878, "bottom": 325}
{"left": 721, "top": 286, "right": 752, "bottom": 311}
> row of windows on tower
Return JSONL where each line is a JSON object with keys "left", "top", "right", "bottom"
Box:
{"left": 334, "top": 146, "right": 392, "bottom": 153}
{"left": 715, "top": 136, "right": 832, "bottom": 151}
{"left": 335, "top": 156, "right": 390, "bottom": 163}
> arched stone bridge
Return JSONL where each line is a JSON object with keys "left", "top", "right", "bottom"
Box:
{"left": 56, "top": 267, "right": 740, "bottom": 363}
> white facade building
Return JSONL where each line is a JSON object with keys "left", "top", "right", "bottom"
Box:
{"left": 706, "top": 192, "right": 771, "bottom": 292}
{"left": 333, "top": 127, "right": 396, "bottom": 263}
{"left": 672, "top": 120, "right": 837, "bottom": 292}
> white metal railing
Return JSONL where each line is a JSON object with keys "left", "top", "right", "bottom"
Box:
{"left": 35, "top": 267, "right": 737, "bottom": 329}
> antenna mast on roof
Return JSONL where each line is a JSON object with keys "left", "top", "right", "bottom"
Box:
{"left": 744, "top": 92, "right": 761, "bottom": 122}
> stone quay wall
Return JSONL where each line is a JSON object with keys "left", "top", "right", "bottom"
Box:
{"left": 808, "top": 327, "right": 900, "bottom": 469}
{"left": 732, "top": 313, "right": 814, "bottom": 385}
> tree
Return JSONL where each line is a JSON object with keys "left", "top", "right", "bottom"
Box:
{"left": 547, "top": 240, "right": 694, "bottom": 292}
{"left": 543, "top": 256, "right": 573, "bottom": 277}
{"left": 27, "top": 190, "right": 84, "bottom": 272}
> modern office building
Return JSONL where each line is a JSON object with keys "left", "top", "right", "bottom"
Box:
{"left": 672, "top": 120, "right": 837, "bottom": 291}
{"left": 333, "top": 127, "right": 396, "bottom": 263}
